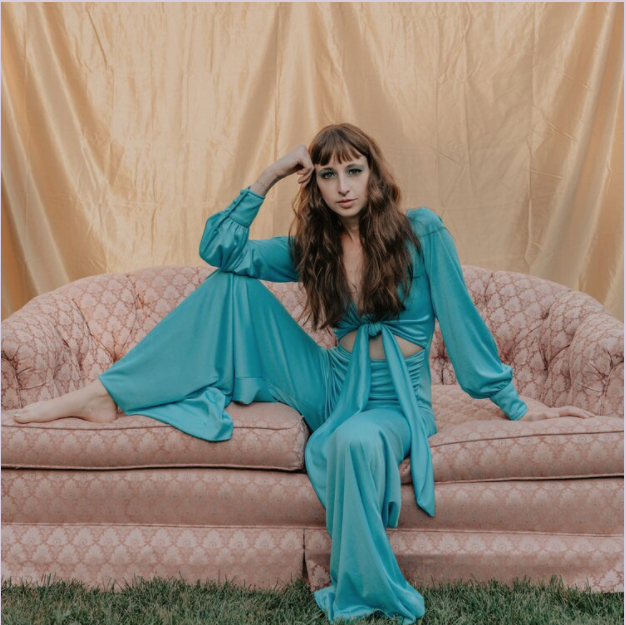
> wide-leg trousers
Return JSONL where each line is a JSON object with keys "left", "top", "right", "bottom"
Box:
{"left": 98, "top": 269, "right": 427, "bottom": 623}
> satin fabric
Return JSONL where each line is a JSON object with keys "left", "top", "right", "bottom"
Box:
{"left": 306, "top": 316, "right": 436, "bottom": 517}
{"left": 99, "top": 268, "right": 428, "bottom": 623}
{"left": 316, "top": 344, "right": 427, "bottom": 623}
{"left": 4, "top": 4, "right": 623, "bottom": 324}
{"left": 98, "top": 186, "right": 530, "bottom": 623}
{"left": 199, "top": 186, "right": 529, "bottom": 518}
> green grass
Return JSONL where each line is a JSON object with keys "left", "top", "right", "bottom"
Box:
{"left": 1, "top": 574, "right": 623, "bottom": 624}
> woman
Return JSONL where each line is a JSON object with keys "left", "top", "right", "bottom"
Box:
{"left": 14, "top": 123, "right": 593, "bottom": 624}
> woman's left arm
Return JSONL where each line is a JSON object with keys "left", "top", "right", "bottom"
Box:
{"left": 420, "top": 220, "right": 527, "bottom": 419}
{"left": 415, "top": 209, "right": 593, "bottom": 422}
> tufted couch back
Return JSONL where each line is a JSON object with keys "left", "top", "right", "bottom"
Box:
{"left": 2, "top": 265, "right": 623, "bottom": 418}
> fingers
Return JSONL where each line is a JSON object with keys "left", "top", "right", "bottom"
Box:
{"left": 524, "top": 405, "right": 597, "bottom": 422}
{"left": 297, "top": 166, "right": 314, "bottom": 187}
{"left": 556, "top": 405, "right": 596, "bottom": 419}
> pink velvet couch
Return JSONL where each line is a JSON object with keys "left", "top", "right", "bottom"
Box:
{"left": 2, "top": 264, "right": 624, "bottom": 594}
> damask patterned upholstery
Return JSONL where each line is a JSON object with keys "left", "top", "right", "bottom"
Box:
{"left": 2, "top": 265, "right": 623, "bottom": 593}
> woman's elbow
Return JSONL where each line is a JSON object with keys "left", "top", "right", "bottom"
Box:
{"left": 198, "top": 237, "right": 215, "bottom": 265}
{"left": 198, "top": 232, "right": 225, "bottom": 267}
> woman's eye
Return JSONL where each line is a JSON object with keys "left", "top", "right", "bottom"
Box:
{"left": 321, "top": 168, "right": 362, "bottom": 179}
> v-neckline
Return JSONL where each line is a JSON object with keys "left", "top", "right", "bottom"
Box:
{"left": 349, "top": 299, "right": 361, "bottom": 317}
{"left": 349, "top": 299, "right": 373, "bottom": 321}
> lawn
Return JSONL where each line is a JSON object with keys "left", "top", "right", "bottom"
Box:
{"left": 2, "top": 574, "right": 623, "bottom": 624}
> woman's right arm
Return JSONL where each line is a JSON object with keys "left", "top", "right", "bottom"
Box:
{"left": 199, "top": 171, "right": 299, "bottom": 282}
{"left": 199, "top": 147, "right": 315, "bottom": 282}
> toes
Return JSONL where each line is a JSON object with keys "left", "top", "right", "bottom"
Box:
{"left": 14, "top": 409, "right": 35, "bottom": 424}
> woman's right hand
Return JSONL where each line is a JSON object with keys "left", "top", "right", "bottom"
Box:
{"left": 269, "top": 145, "right": 315, "bottom": 188}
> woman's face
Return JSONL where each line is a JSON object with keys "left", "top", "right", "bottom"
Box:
{"left": 314, "top": 153, "right": 370, "bottom": 226}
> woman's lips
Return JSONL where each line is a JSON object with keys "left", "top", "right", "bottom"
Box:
{"left": 338, "top": 199, "right": 356, "bottom": 207}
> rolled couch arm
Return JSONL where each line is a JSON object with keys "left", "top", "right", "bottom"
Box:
{"left": 540, "top": 290, "right": 624, "bottom": 418}
{"left": 569, "top": 312, "right": 624, "bottom": 417}
{"left": 1, "top": 291, "right": 92, "bottom": 410}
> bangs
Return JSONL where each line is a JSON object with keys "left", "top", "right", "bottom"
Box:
{"left": 312, "top": 134, "right": 364, "bottom": 167}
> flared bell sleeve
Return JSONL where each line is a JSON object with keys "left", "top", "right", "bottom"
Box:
{"left": 409, "top": 208, "right": 528, "bottom": 421}
{"left": 199, "top": 186, "right": 299, "bottom": 282}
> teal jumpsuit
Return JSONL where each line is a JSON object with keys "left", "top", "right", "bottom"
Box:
{"left": 98, "top": 186, "right": 529, "bottom": 624}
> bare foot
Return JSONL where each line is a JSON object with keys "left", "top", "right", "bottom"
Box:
{"left": 13, "top": 378, "right": 119, "bottom": 425}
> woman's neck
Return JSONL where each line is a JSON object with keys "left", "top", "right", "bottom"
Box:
{"left": 340, "top": 225, "right": 361, "bottom": 247}
{"left": 338, "top": 215, "right": 360, "bottom": 243}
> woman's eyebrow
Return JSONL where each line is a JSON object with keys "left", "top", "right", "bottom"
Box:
{"left": 320, "top": 162, "right": 361, "bottom": 169}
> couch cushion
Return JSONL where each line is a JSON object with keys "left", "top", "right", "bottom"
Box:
{"left": 3, "top": 384, "right": 623, "bottom": 482}
{"left": 1, "top": 401, "right": 308, "bottom": 472}
{"left": 400, "top": 385, "right": 624, "bottom": 484}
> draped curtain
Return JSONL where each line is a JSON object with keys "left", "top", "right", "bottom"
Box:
{"left": 2, "top": 2, "right": 623, "bottom": 321}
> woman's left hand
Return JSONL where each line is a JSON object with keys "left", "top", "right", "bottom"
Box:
{"left": 518, "top": 405, "right": 596, "bottom": 422}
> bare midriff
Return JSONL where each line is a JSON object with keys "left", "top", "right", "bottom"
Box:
{"left": 339, "top": 330, "right": 424, "bottom": 360}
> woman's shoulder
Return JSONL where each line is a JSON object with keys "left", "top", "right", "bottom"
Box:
{"left": 406, "top": 207, "right": 445, "bottom": 236}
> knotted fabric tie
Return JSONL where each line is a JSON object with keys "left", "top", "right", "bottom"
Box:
{"left": 364, "top": 321, "right": 383, "bottom": 336}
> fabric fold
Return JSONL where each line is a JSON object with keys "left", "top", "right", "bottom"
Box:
{"left": 305, "top": 310, "right": 436, "bottom": 518}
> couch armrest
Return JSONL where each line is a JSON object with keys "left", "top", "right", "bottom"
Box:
{"left": 568, "top": 312, "right": 624, "bottom": 417}
{"left": 1, "top": 292, "right": 87, "bottom": 409}
{"left": 2, "top": 355, "right": 21, "bottom": 410}
{"left": 539, "top": 290, "right": 624, "bottom": 417}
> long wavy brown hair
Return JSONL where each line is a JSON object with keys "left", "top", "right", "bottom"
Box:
{"left": 287, "top": 123, "right": 422, "bottom": 331}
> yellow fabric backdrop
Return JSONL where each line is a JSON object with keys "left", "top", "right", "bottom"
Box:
{"left": 2, "top": 2, "right": 623, "bottom": 321}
